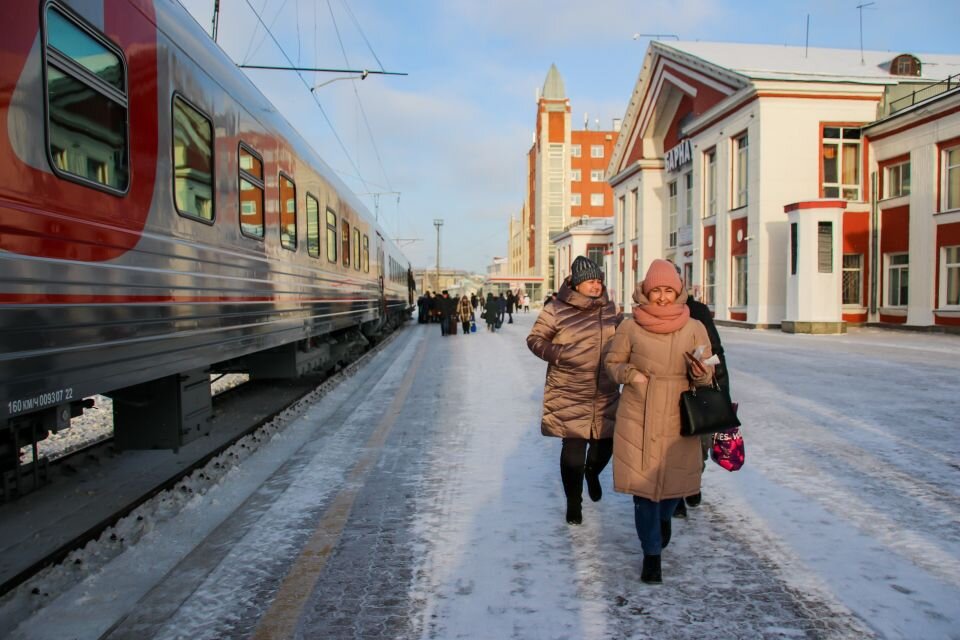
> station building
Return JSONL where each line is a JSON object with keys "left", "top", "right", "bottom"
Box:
{"left": 606, "top": 40, "right": 960, "bottom": 331}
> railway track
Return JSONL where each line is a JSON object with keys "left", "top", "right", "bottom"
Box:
{"left": 0, "top": 328, "right": 401, "bottom": 599}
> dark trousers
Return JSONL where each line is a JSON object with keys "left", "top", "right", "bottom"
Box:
{"left": 633, "top": 496, "right": 680, "bottom": 555}
{"left": 461, "top": 320, "right": 470, "bottom": 334}
{"left": 560, "top": 437, "right": 613, "bottom": 504}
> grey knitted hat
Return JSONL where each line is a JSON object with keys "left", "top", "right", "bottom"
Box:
{"left": 570, "top": 256, "right": 603, "bottom": 287}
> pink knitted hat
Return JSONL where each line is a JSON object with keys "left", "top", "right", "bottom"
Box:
{"left": 642, "top": 259, "right": 683, "bottom": 295}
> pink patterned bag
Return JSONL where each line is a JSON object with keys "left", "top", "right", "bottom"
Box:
{"left": 711, "top": 427, "right": 744, "bottom": 471}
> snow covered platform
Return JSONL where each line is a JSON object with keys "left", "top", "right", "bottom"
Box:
{"left": 2, "top": 312, "right": 959, "bottom": 639}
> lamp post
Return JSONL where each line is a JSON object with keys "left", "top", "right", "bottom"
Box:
{"left": 433, "top": 219, "right": 443, "bottom": 291}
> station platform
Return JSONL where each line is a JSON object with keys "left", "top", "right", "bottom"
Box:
{"left": 3, "top": 310, "right": 959, "bottom": 639}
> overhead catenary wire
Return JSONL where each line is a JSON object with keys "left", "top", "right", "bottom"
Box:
{"left": 240, "top": 0, "right": 371, "bottom": 196}
{"left": 325, "top": 0, "right": 394, "bottom": 197}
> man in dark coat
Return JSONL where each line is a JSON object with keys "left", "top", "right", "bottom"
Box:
{"left": 439, "top": 290, "right": 451, "bottom": 336}
{"left": 506, "top": 291, "right": 516, "bottom": 324}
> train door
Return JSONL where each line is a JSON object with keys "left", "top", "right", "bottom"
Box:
{"left": 376, "top": 232, "right": 386, "bottom": 316}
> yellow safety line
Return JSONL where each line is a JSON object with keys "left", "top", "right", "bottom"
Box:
{"left": 252, "top": 335, "right": 426, "bottom": 640}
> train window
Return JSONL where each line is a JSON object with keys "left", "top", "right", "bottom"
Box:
{"left": 239, "top": 145, "right": 264, "bottom": 239}
{"left": 44, "top": 6, "right": 128, "bottom": 193}
{"left": 341, "top": 220, "right": 351, "bottom": 268}
{"left": 353, "top": 228, "right": 361, "bottom": 270}
{"left": 363, "top": 235, "right": 370, "bottom": 273}
{"left": 279, "top": 174, "right": 296, "bottom": 250}
{"left": 172, "top": 96, "right": 214, "bottom": 221}
{"left": 306, "top": 194, "right": 320, "bottom": 257}
{"left": 326, "top": 209, "right": 337, "bottom": 262}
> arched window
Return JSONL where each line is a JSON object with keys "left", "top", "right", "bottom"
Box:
{"left": 891, "top": 54, "right": 920, "bottom": 77}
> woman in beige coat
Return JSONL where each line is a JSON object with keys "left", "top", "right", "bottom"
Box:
{"left": 604, "top": 259, "right": 714, "bottom": 584}
{"left": 527, "top": 256, "right": 620, "bottom": 525}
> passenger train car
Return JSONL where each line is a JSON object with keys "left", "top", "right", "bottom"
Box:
{"left": 0, "top": 0, "right": 413, "bottom": 474}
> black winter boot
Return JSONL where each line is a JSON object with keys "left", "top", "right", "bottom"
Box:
{"left": 685, "top": 492, "right": 702, "bottom": 507}
{"left": 566, "top": 500, "right": 582, "bottom": 525}
{"left": 659, "top": 518, "right": 672, "bottom": 549}
{"left": 641, "top": 555, "right": 662, "bottom": 584}
{"left": 585, "top": 468, "right": 602, "bottom": 502}
{"left": 672, "top": 500, "right": 687, "bottom": 518}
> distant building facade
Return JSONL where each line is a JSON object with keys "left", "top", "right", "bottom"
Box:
{"left": 510, "top": 64, "right": 619, "bottom": 294}
{"left": 607, "top": 40, "right": 960, "bottom": 331}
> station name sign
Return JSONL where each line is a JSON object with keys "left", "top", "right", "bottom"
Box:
{"left": 665, "top": 138, "right": 692, "bottom": 172}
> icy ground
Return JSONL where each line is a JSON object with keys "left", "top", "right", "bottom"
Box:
{"left": 3, "top": 314, "right": 958, "bottom": 639}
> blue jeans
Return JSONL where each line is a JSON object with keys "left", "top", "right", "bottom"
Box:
{"left": 633, "top": 496, "right": 680, "bottom": 555}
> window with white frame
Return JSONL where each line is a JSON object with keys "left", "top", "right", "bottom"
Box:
{"left": 703, "top": 259, "right": 715, "bottom": 305}
{"left": 842, "top": 254, "right": 863, "bottom": 305}
{"left": 886, "top": 253, "right": 909, "bottom": 306}
{"left": 632, "top": 188, "right": 640, "bottom": 239}
{"left": 590, "top": 193, "right": 604, "bottom": 206}
{"left": 822, "top": 126, "right": 862, "bottom": 200}
{"left": 590, "top": 169, "right": 604, "bottom": 182}
{"left": 571, "top": 169, "right": 581, "bottom": 182}
{"left": 885, "top": 161, "right": 910, "bottom": 198}
{"left": 667, "top": 180, "right": 678, "bottom": 247}
{"left": 570, "top": 144, "right": 581, "bottom": 158}
{"left": 587, "top": 246, "right": 604, "bottom": 268}
{"left": 571, "top": 193, "right": 581, "bottom": 206}
{"left": 946, "top": 147, "right": 960, "bottom": 210}
{"left": 943, "top": 246, "right": 960, "bottom": 307}
{"left": 733, "top": 255, "right": 748, "bottom": 306}
{"left": 734, "top": 134, "right": 748, "bottom": 208}
{"left": 683, "top": 171, "right": 693, "bottom": 227}
{"left": 591, "top": 145, "right": 604, "bottom": 158}
{"left": 705, "top": 149, "right": 717, "bottom": 217}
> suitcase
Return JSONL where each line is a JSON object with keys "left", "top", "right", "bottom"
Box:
{"left": 449, "top": 317, "right": 458, "bottom": 335}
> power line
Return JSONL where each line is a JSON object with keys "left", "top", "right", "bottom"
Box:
{"left": 241, "top": 0, "right": 371, "bottom": 194}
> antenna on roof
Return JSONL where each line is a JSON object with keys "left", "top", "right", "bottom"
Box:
{"left": 804, "top": 14, "right": 810, "bottom": 58}
{"left": 856, "top": 2, "right": 876, "bottom": 65}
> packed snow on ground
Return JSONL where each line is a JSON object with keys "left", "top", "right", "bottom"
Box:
{"left": 3, "top": 314, "right": 958, "bottom": 640}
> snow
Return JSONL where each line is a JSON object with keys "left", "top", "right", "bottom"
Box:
{"left": 2, "top": 315, "right": 958, "bottom": 639}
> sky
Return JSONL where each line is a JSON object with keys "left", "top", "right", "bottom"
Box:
{"left": 4, "top": 316, "right": 959, "bottom": 638}
{"left": 178, "top": 0, "right": 960, "bottom": 273}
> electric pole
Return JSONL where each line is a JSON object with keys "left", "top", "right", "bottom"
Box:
{"left": 433, "top": 219, "right": 443, "bottom": 292}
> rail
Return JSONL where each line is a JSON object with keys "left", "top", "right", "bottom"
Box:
{"left": 889, "top": 74, "right": 960, "bottom": 113}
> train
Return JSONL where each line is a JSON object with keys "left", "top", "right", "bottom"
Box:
{"left": 0, "top": 0, "right": 414, "bottom": 484}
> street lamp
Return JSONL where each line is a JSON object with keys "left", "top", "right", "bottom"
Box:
{"left": 433, "top": 219, "right": 443, "bottom": 291}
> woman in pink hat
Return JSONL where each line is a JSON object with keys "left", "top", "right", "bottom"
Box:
{"left": 603, "top": 259, "right": 715, "bottom": 584}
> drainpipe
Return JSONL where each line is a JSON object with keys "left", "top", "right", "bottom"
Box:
{"left": 870, "top": 171, "right": 879, "bottom": 316}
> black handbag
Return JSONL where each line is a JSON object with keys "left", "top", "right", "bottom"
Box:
{"left": 680, "top": 382, "right": 741, "bottom": 436}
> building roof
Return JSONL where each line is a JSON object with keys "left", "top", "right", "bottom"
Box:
{"left": 542, "top": 64, "right": 566, "bottom": 99}
{"left": 661, "top": 41, "right": 960, "bottom": 85}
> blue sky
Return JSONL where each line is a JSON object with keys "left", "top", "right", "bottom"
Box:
{"left": 179, "top": 0, "right": 959, "bottom": 273}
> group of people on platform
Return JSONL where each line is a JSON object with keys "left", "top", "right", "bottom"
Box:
{"left": 416, "top": 289, "right": 531, "bottom": 336}
{"left": 527, "top": 255, "right": 730, "bottom": 585}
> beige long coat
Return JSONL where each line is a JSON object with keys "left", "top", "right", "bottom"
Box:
{"left": 526, "top": 280, "right": 620, "bottom": 440}
{"left": 603, "top": 289, "right": 714, "bottom": 501}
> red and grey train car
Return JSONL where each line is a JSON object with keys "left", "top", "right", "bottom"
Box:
{"left": 0, "top": 0, "right": 413, "bottom": 469}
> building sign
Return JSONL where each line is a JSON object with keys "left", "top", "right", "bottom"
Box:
{"left": 665, "top": 138, "right": 692, "bottom": 172}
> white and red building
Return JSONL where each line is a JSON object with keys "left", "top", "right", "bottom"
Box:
{"left": 606, "top": 41, "right": 960, "bottom": 331}
{"left": 508, "top": 65, "right": 619, "bottom": 298}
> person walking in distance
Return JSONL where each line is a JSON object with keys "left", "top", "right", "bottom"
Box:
{"left": 458, "top": 295, "right": 472, "bottom": 336}
{"left": 506, "top": 290, "right": 516, "bottom": 324}
{"left": 527, "top": 256, "right": 620, "bottom": 525}
{"left": 483, "top": 293, "right": 499, "bottom": 332}
{"left": 603, "top": 259, "right": 715, "bottom": 584}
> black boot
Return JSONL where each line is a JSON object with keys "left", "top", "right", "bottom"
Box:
{"left": 566, "top": 500, "right": 582, "bottom": 525}
{"left": 685, "top": 492, "right": 702, "bottom": 507}
{"left": 641, "top": 555, "right": 662, "bottom": 584}
{"left": 673, "top": 500, "right": 687, "bottom": 518}
{"left": 585, "top": 468, "right": 602, "bottom": 502}
{"left": 659, "top": 518, "right": 672, "bottom": 549}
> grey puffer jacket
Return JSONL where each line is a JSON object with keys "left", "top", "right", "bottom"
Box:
{"left": 526, "top": 279, "right": 620, "bottom": 439}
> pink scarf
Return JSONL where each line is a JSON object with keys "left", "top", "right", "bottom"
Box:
{"left": 631, "top": 290, "right": 690, "bottom": 334}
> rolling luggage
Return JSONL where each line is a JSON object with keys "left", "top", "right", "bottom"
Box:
{"left": 449, "top": 316, "right": 458, "bottom": 335}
